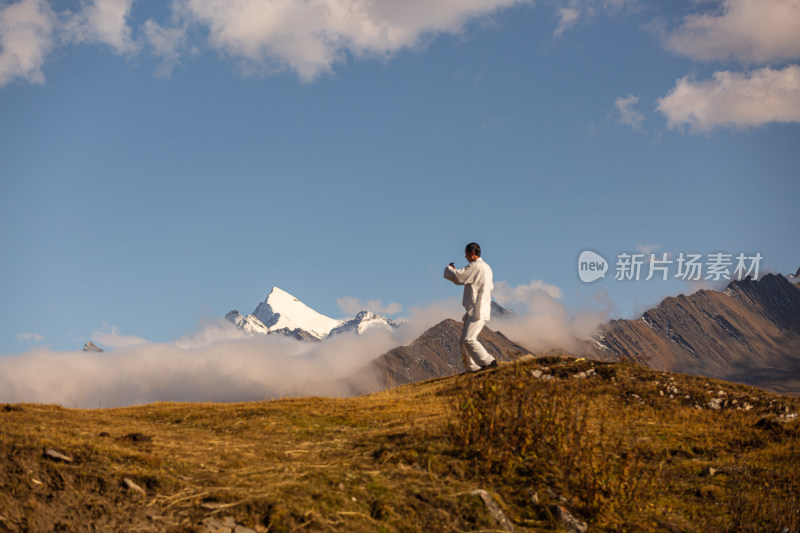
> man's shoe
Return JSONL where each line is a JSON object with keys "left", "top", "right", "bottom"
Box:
{"left": 479, "top": 360, "right": 499, "bottom": 372}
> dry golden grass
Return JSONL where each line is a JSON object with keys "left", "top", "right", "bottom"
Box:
{"left": 1, "top": 356, "right": 798, "bottom": 532}
{"left": 450, "top": 357, "right": 800, "bottom": 532}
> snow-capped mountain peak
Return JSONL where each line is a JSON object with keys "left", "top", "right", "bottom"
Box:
{"left": 330, "top": 310, "right": 399, "bottom": 336}
{"left": 225, "top": 310, "right": 270, "bottom": 336}
{"left": 226, "top": 287, "right": 399, "bottom": 340}
{"left": 249, "top": 287, "right": 343, "bottom": 340}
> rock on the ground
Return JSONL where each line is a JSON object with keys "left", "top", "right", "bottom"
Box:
{"left": 551, "top": 504, "right": 588, "bottom": 533}
{"left": 43, "top": 448, "right": 73, "bottom": 463}
{"left": 201, "top": 516, "right": 257, "bottom": 533}
{"left": 123, "top": 478, "right": 146, "bottom": 496}
{"left": 470, "top": 489, "right": 514, "bottom": 532}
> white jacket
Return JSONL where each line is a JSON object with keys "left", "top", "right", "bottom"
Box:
{"left": 444, "top": 257, "right": 493, "bottom": 321}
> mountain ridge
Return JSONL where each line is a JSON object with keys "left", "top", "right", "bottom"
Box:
{"left": 589, "top": 272, "right": 800, "bottom": 395}
{"left": 342, "top": 317, "right": 532, "bottom": 395}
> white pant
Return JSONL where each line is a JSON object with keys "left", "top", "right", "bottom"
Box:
{"left": 460, "top": 314, "right": 495, "bottom": 372}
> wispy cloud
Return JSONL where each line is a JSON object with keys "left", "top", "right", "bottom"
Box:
{"left": 664, "top": 0, "right": 800, "bottom": 65}
{"left": 493, "top": 279, "right": 563, "bottom": 309}
{"left": 635, "top": 243, "right": 660, "bottom": 255}
{"left": 614, "top": 94, "right": 644, "bottom": 130}
{"left": 0, "top": 0, "right": 137, "bottom": 86}
{"left": 550, "top": 0, "right": 641, "bottom": 38}
{"left": 337, "top": 296, "right": 401, "bottom": 316}
{"left": 17, "top": 331, "right": 44, "bottom": 342}
{"left": 0, "top": 0, "right": 56, "bottom": 85}
{"left": 657, "top": 65, "right": 800, "bottom": 132}
{"left": 554, "top": 7, "right": 580, "bottom": 37}
{"left": 0, "top": 0, "right": 528, "bottom": 86}
{"left": 143, "top": 19, "right": 187, "bottom": 77}
{"left": 635, "top": 243, "right": 668, "bottom": 265}
{"left": 64, "top": 0, "right": 138, "bottom": 54}
{"left": 92, "top": 325, "right": 149, "bottom": 349}
{"left": 172, "top": 0, "right": 526, "bottom": 82}
{"left": 491, "top": 279, "right": 610, "bottom": 353}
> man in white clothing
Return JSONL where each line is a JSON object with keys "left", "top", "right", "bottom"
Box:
{"left": 444, "top": 242, "right": 498, "bottom": 373}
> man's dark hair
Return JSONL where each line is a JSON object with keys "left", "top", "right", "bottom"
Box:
{"left": 465, "top": 242, "right": 481, "bottom": 257}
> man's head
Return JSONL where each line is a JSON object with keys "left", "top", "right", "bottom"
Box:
{"left": 465, "top": 242, "right": 481, "bottom": 262}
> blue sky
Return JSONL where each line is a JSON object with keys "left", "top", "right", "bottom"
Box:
{"left": 2, "top": 0, "right": 799, "bottom": 354}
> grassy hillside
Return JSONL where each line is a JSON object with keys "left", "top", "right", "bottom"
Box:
{"left": 1, "top": 355, "right": 798, "bottom": 532}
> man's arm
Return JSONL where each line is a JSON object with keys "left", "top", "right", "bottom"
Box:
{"left": 444, "top": 262, "right": 475, "bottom": 285}
{"left": 444, "top": 265, "right": 462, "bottom": 285}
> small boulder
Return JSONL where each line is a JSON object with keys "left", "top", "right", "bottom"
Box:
{"left": 551, "top": 505, "right": 587, "bottom": 533}
{"left": 470, "top": 489, "right": 514, "bottom": 532}
{"left": 123, "top": 478, "right": 146, "bottom": 497}
{"left": 708, "top": 398, "right": 723, "bottom": 410}
{"left": 201, "top": 516, "right": 256, "bottom": 533}
{"left": 201, "top": 517, "right": 233, "bottom": 533}
{"left": 43, "top": 448, "right": 73, "bottom": 463}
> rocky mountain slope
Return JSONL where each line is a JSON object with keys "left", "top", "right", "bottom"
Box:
{"left": 344, "top": 318, "right": 531, "bottom": 394}
{"left": 589, "top": 273, "right": 800, "bottom": 394}
{"left": 81, "top": 341, "right": 103, "bottom": 352}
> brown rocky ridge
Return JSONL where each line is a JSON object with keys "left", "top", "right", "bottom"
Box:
{"left": 589, "top": 272, "right": 800, "bottom": 395}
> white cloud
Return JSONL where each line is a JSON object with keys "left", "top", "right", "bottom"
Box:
{"left": 337, "top": 296, "right": 402, "bottom": 316}
{"left": 65, "top": 0, "right": 138, "bottom": 54}
{"left": 17, "top": 331, "right": 44, "bottom": 342}
{"left": 143, "top": 19, "right": 187, "bottom": 77}
{"left": 0, "top": 0, "right": 527, "bottom": 85}
{"left": 493, "top": 278, "right": 564, "bottom": 309}
{"left": 174, "top": 0, "right": 526, "bottom": 81}
{"left": 92, "top": 325, "right": 149, "bottom": 349}
{"left": 0, "top": 310, "right": 438, "bottom": 407}
{"left": 489, "top": 279, "right": 610, "bottom": 353}
{"left": 0, "top": 0, "right": 56, "bottom": 85}
{"left": 602, "top": 0, "right": 638, "bottom": 9}
{"left": 550, "top": 0, "right": 640, "bottom": 37}
{"left": 665, "top": 0, "right": 800, "bottom": 65}
{"left": 0, "top": 0, "right": 138, "bottom": 86}
{"left": 0, "top": 289, "right": 615, "bottom": 407}
{"left": 635, "top": 243, "right": 666, "bottom": 265}
{"left": 635, "top": 242, "right": 660, "bottom": 255}
{"left": 614, "top": 93, "right": 644, "bottom": 129}
{"left": 554, "top": 7, "right": 580, "bottom": 37}
{"left": 657, "top": 64, "right": 800, "bottom": 132}
{"left": 0, "top": 333, "right": 387, "bottom": 407}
